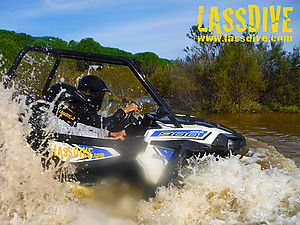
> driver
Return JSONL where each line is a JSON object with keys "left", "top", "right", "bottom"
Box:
{"left": 44, "top": 75, "right": 138, "bottom": 140}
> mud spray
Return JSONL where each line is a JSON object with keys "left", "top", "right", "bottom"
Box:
{"left": 0, "top": 84, "right": 299, "bottom": 225}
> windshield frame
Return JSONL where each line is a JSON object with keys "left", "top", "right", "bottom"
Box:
{"left": 4, "top": 45, "right": 182, "bottom": 128}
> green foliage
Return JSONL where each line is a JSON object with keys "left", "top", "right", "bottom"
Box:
{"left": 264, "top": 102, "right": 300, "bottom": 113}
{"left": 73, "top": 38, "right": 103, "bottom": 52}
{"left": 0, "top": 30, "right": 33, "bottom": 48}
{"left": 208, "top": 42, "right": 265, "bottom": 112}
{"left": 100, "top": 66, "right": 146, "bottom": 103}
{"left": 150, "top": 59, "right": 198, "bottom": 111}
{"left": 0, "top": 28, "right": 298, "bottom": 113}
{"left": 72, "top": 38, "right": 134, "bottom": 58}
{"left": 134, "top": 52, "right": 170, "bottom": 76}
{"left": 0, "top": 38, "right": 20, "bottom": 68}
{"left": 146, "top": 26, "right": 299, "bottom": 113}
{"left": 148, "top": 65, "right": 171, "bottom": 95}
{"left": 31, "top": 36, "right": 69, "bottom": 49}
{"left": 12, "top": 52, "right": 56, "bottom": 94}
{"left": 68, "top": 40, "right": 77, "bottom": 49}
{"left": 0, "top": 29, "right": 168, "bottom": 74}
{"left": 261, "top": 44, "right": 300, "bottom": 106}
{"left": 0, "top": 30, "right": 33, "bottom": 68}
{"left": 152, "top": 26, "right": 299, "bottom": 113}
{"left": 167, "top": 60, "right": 198, "bottom": 111}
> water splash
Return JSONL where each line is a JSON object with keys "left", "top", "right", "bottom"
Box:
{"left": 137, "top": 154, "right": 300, "bottom": 225}
{"left": 0, "top": 85, "right": 79, "bottom": 225}
{"left": 0, "top": 81, "right": 299, "bottom": 224}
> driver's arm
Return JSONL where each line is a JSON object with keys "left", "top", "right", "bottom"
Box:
{"left": 122, "top": 103, "right": 138, "bottom": 114}
{"left": 103, "top": 103, "right": 138, "bottom": 131}
{"left": 102, "top": 109, "right": 126, "bottom": 131}
{"left": 104, "top": 130, "right": 127, "bottom": 141}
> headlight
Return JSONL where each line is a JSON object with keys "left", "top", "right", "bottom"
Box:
{"left": 227, "top": 139, "right": 234, "bottom": 151}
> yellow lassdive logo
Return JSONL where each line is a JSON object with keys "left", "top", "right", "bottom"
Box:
{"left": 58, "top": 109, "right": 75, "bottom": 120}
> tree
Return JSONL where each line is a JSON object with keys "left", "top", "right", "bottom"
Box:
{"left": 0, "top": 38, "right": 19, "bottom": 69}
{"left": 180, "top": 26, "right": 266, "bottom": 112}
{"left": 261, "top": 43, "right": 300, "bottom": 106}
{"left": 32, "top": 36, "right": 69, "bottom": 49}
{"left": 134, "top": 52, "right": 169, "bottom": 76}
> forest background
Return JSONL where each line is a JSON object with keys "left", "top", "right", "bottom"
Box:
{"left": 0, "top": 27, "right": 299, "bottom": 113}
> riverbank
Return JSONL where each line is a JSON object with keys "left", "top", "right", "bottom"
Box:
{"left": 263, "top": 103, "right": 300, "bottom": 113}
{"left": 170, "top": 97, "right": 300, "bottom": 114}
{"left": 193, "top": 112, "right": 300, "bottom": 167}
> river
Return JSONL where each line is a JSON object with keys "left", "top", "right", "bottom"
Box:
{"left": 0, "top": 86, "right": 299, "bottom": 224}
{"left": 196, "top": 112, "right": 300, "bottom": 167}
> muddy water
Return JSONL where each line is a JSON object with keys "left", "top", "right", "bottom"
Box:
{"left": 0, "top": 85, "right": 299, "bottom": 224}
{"left": 195, "top": 113, "right": 300, "bottom": 167}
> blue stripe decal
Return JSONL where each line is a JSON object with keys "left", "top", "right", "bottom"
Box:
{"left": 157, "top": 147, "right": 176, "bottom": 161}
{"left": 151, "top": 130, "right": 208, "bottom": 138}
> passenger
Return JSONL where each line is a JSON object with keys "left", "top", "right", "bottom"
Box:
{"left": 44, "top": 75, "right": 138, "bottom": 140}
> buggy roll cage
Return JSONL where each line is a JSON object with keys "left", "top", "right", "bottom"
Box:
{"left": 4, "top": 45, "right": 182, "bottom": 128}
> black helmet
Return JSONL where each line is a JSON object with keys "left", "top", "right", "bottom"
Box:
{"left": 78, "top": 75, "right": 110, "bottom": 110}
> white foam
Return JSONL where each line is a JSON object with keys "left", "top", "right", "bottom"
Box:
{"left": 137, "top": 155, "right": 300, "bottom": 225}
{"left": 0, "top": 79, "right": 299, "bottom": 225}
{"left": 0, "top": 85, "right": 80, "bottom": 224}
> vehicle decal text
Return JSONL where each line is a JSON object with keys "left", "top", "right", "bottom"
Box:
{"left": 58, "top": 109, "right": 75, "bottom": 120}
{"left": 52, "top": 143, "right": 119, "bottom": 160}
{"left": 151, "top": 130, "right": 209, "bottom": 138}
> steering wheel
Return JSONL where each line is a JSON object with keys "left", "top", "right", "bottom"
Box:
{"left": 123, "top": 111, "right": 139, "bottom": 129}
{"left": 108, "top": 110, "right": 139, "bottom": 132}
